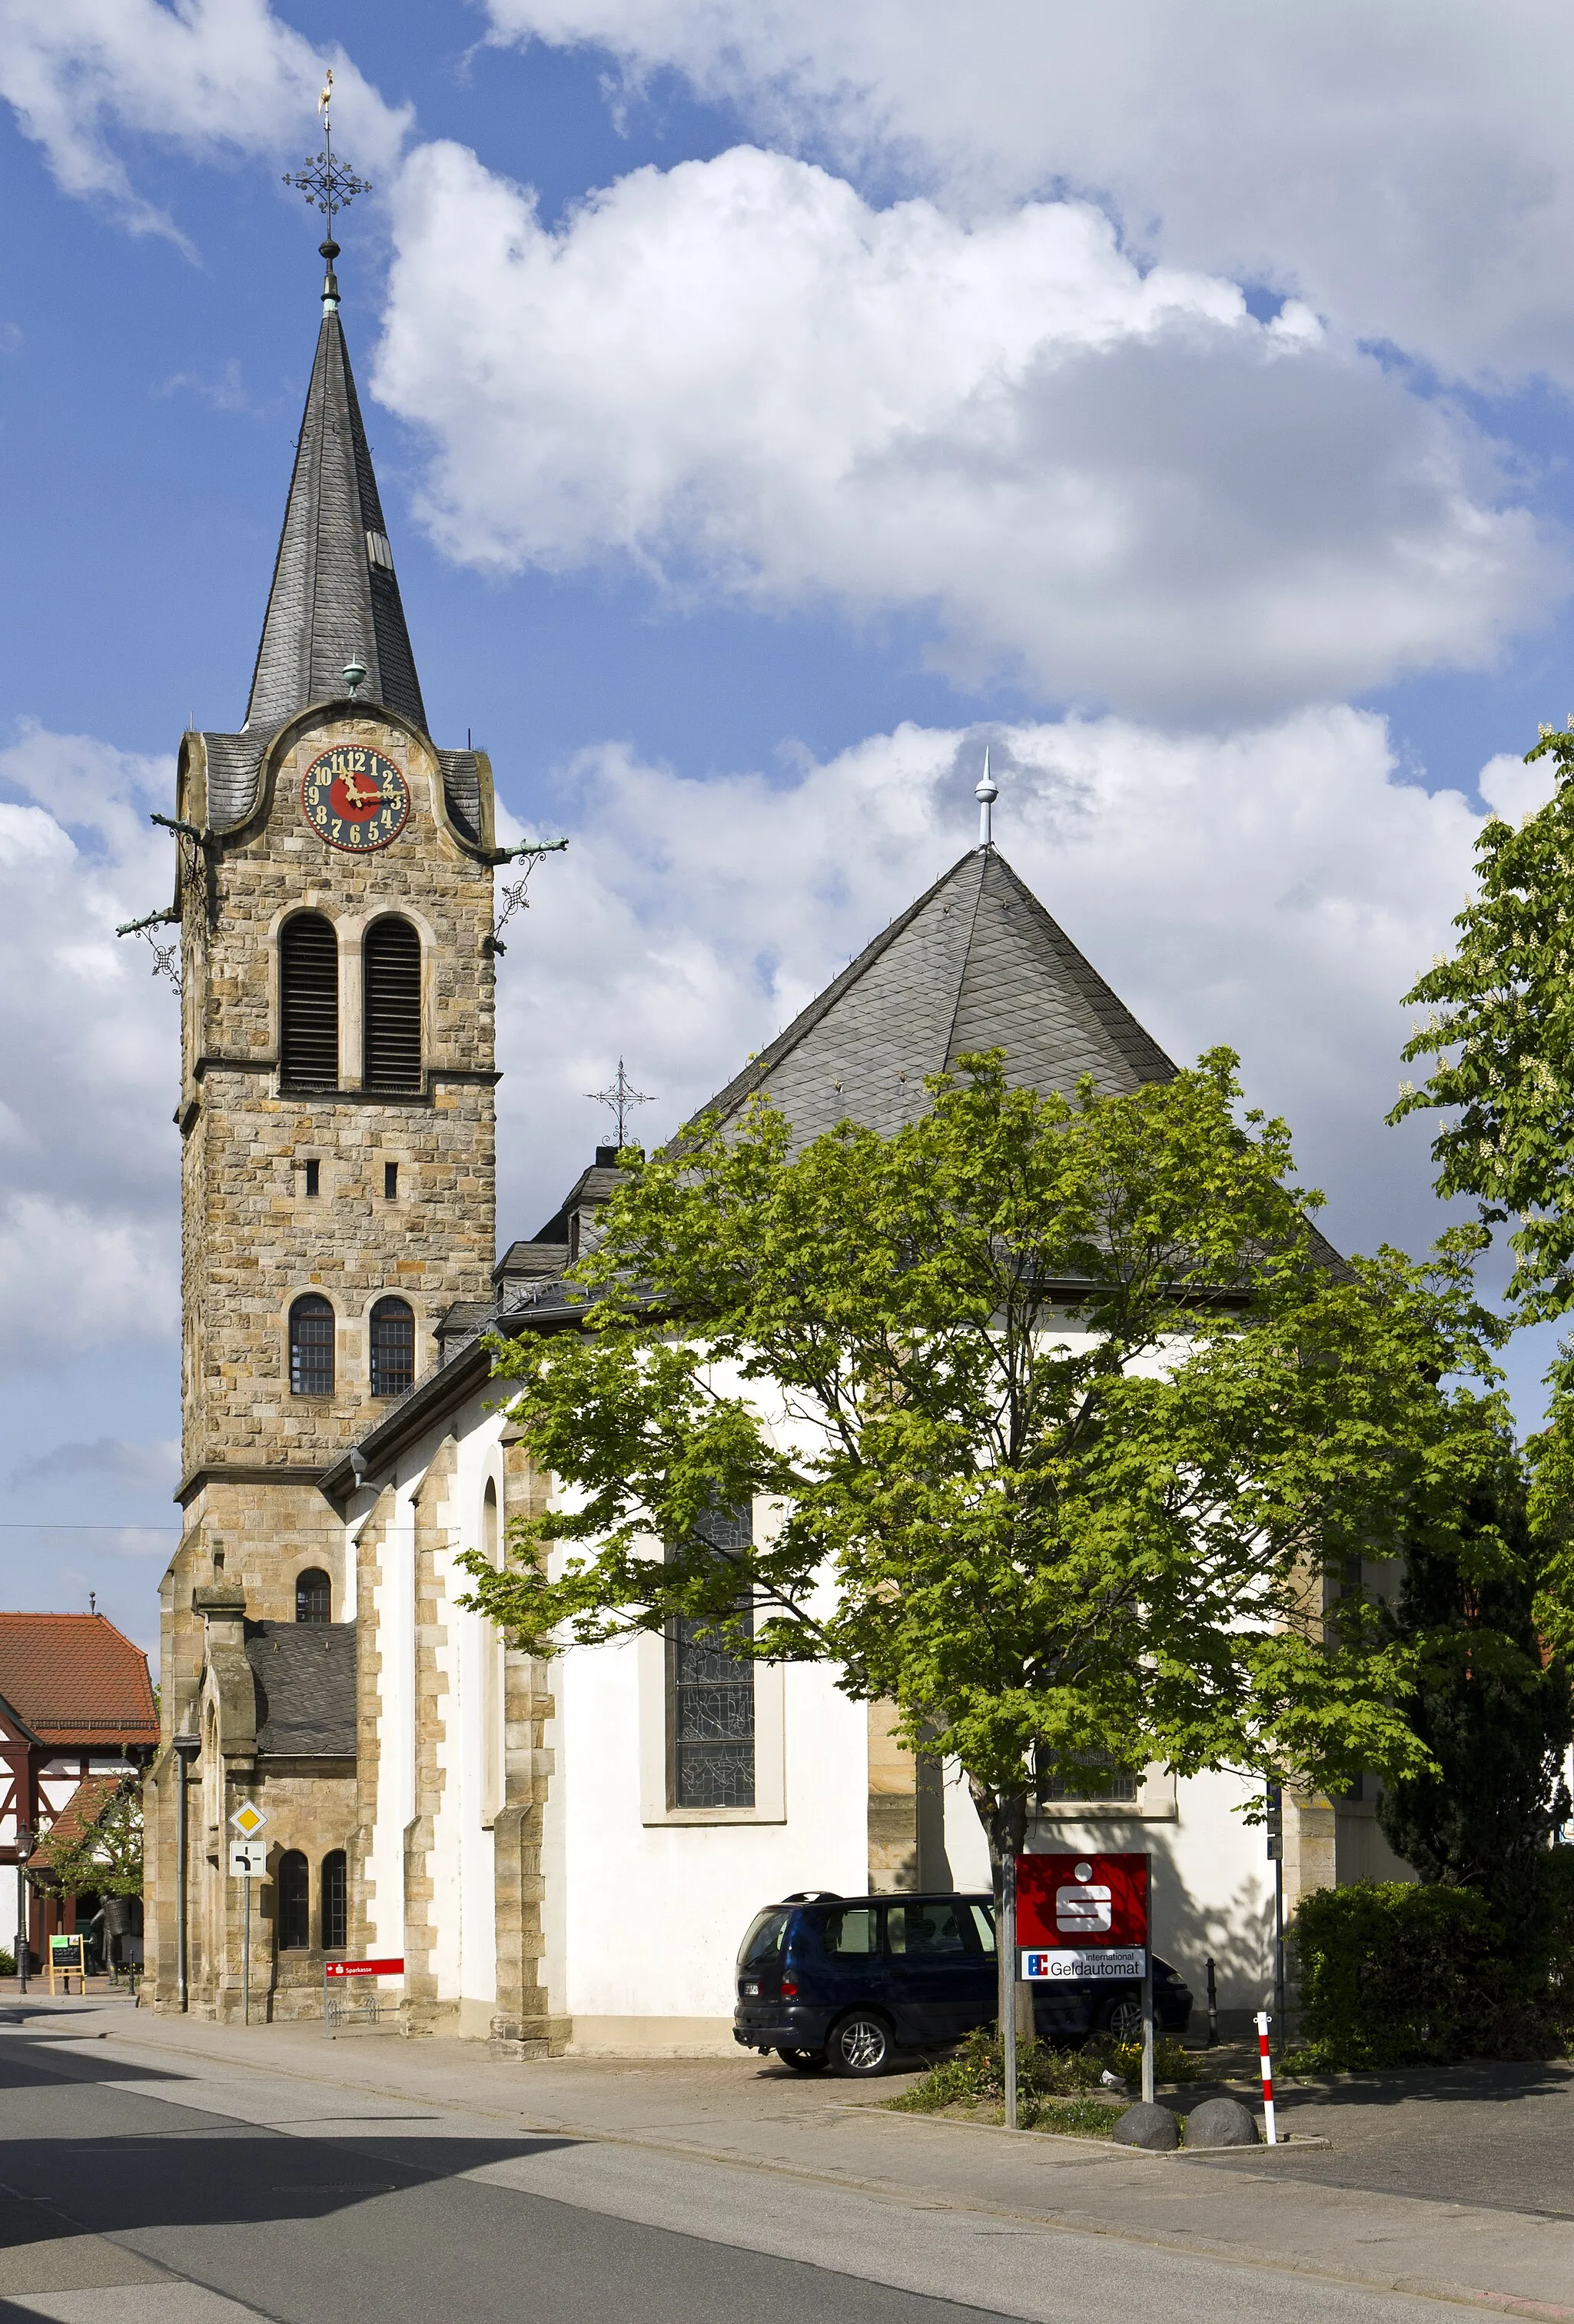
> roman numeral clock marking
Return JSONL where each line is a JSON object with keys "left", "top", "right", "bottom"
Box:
{"left": 301, "top": 743, "right": 411, "bottom": 852}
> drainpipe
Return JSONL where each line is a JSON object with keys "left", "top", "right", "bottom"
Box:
{"left": 172, "top": 1736, "right": 201, "bottom": 2010}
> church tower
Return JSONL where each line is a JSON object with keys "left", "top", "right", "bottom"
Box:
{"left": 148, "top": 188, "right": 501, "bottom": 2013}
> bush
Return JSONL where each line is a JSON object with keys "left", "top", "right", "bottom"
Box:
{"left": 887, "top": 2023, "right": 1197, "bottom": 2130}
{"left": 1287, "top": 1866, "right": 1574, "bottom": 2070}
{"left": 0, "top": 1948, "right": 13, "bottom": 1977}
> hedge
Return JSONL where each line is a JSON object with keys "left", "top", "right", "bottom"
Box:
{"left": 1287, "top": 1853, "right": 1574, "bottom": 2069}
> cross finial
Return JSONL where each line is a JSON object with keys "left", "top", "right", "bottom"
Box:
{"left": 589, "top": 1059, "right": 655, "bottom": 1149}
{"left": 284, "top": 68, "right": 371, "bottom": 314}
{"left": 975, "top": 744, "right": 999, "bottom": 849}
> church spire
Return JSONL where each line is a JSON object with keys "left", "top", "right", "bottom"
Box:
{"left": 246, "top": 91, "right": 427, "bottom": 737}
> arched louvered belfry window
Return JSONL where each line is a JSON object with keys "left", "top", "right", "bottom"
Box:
{"left": 289, "top": 1295, "right": 335, "bottom": 1396}
{"left": 370, "top": 1296, "right": 415, "bottom": 1398}
{"left": 295, "top": 1567, "right": 331, "bottom": 1624}
{"left": 277, "top": 1850, "right": 310, "bottom": 1950}
{"left": 321, "top": 1850, "right": 347, "bottom": 1952}
{"left": 280, "top": 913, "right": 339, "bottom": 1089}
{"left": 363, "top": 916, "right": 421, "bottom": 1092}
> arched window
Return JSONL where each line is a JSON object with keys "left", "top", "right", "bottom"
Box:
{"left": 363, "top": 916, "right": 421, "bottom": 1092}
{"left": 370, "top": 1296, "right": 415, "bottom": 1398}
{"left": 277, "top": 1850, "right": 310, "bottom": 1950}
{"left": 321, "top": 1850, "right": 347, "bottom": 1952}
{"left": 295, "top": 1568, "right": 331, "bottom": 1624}
{"left": 280, "top": 913, "right": 339, "bottom": 1089}
{"left": 289, "top": 1294, "right": 334, "bottom": 1396}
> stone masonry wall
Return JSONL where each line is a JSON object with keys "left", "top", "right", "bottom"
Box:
{"left": 403, "top": 1438, "right": 458, "bottom": 2035}
{"left": 491, "top": 1438, "right": 569, "bottom": 2056}
{"left": 177, "top": 707, "right": 496, "bottom": 1485}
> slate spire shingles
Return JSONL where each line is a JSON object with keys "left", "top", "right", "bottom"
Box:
{"left": 244, "top": 309, "right": 427, "bottom": 737}
{"left": 688, "top": 846, "right": 1178, "bottom": 1150}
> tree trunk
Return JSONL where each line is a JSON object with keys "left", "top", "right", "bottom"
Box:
{"left": 975, "top": 1782, "right": 1029, "bottom": 2124}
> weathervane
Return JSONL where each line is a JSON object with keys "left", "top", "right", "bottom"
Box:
{"left": 284, "top": 69, "right": 370, "bottom": 312}
{"left": 589, "top": 1060, "right": 655, "bottom": 1149}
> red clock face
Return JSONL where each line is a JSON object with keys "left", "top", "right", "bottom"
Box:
{"left": 301, "top": 746, "right": 411, "bottom": 853}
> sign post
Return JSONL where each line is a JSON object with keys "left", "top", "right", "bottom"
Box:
{"left": 1265, "top": 1781, "right": 1286, "bottom": 2031}
{"left": 228, "top": 1804, "right": 269, "bottom": 2028}
{"left": 1141, "top": 1859, "right": 1154, "bottom": 2103}
{"left": 1016, "top": 1850, "right": 1151, "bottom": 2093}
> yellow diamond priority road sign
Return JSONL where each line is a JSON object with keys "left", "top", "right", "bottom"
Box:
{"left": 230, "top": 1801, "right": 269, "bottom": 1839}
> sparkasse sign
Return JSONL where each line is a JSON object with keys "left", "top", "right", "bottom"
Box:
{"left": 1015, "top": 1851, "right": 1147, "bottom": 1980}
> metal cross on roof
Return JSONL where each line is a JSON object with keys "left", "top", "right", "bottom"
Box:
{"left": 284, "top": 70, "right": 370, "bottom": 296}
{"left": 589, "top": 1060, "right": 655, "bottom": 1149}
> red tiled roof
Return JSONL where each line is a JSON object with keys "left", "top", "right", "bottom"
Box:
{"left": 0, "top": 1614, "right": 157, "bottom": 1748}
{"left": 35, "top": 1773, "right": 127, "bottom": 1864}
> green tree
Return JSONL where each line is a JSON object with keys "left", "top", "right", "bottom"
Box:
{"left": 30, "top": 1776, "right": 144, "bottom": 1903}
{"left": 1390, "top": 724, "right": 1574, "bottom": 1327}
{"left": 1377, "top": 1470, "right": 1572, "bottom": 1902}
{"left": 463, "top": 1051, "right": 1506, "bottom": 1903}
{"left": 1388, "top": 718, "right": 1574, "bottom": 1659}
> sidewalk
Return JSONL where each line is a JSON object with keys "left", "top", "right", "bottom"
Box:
{"left": 10, "top": 1992, "right": 1574, "bottom": 2322}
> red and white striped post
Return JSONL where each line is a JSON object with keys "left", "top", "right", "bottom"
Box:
{"left": 1254, "top": 2009, "right": 1278, "bottom": 2144}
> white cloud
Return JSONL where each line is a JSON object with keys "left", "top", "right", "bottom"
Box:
{"left": 485, "top": 0, "right": 1574, "bottom": 387}
{"left": 495, "top": 703, "right": 1488, "bottom": 1267}
{"left": 0, "top": 0, "right": 409, "bottom": 237}
{"left": 377, "top": 141, "right": 1555, "bottom": 721}
{"left": 0, "top": 723, "right": 181, "bottom": 1371}
{"left": 9, "top": 1435, "right": 179, "bottom": 1491}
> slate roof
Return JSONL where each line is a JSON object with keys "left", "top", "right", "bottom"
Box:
{"left": 244, "top": 1622, "right": 357, "bottom": 1760}
{"left": 0, "top": 1614, "right": 158, "bottom": 1749}
{"left": 190, "top": 308, "right": 487, "bottom": 843}
{"left": 687, "top": 846, "right": 1178, "bottom": 1148}
{"left": 247, "top": 308, "right": 425, "bottom": 737}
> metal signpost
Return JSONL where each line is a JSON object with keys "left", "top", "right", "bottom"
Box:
{"left": 1017, "top": 1850, "right": 1154, "bottom": 2101}
{"left": 1265, "top": 1781, "right": 1286, "bottom": 2030}
{"left": 228, "top": 1804, "right": 269, "bottom": 2026}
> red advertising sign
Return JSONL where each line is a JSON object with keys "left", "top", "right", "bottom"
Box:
{"left": 324, "top": 1957, "right": 403, "bottom": 1979}
{"left": 1016, "top": 1853, "right": 1147, "bottom": 1949}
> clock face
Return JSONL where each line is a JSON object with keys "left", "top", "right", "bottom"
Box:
{"left": 301, "top": 745, "right": 411, "bottom": 853}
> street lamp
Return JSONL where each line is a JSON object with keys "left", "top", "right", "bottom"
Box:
{"left": 15, "top": 1825, "right": 34, "bottom": 1994}
{"left": 172, "top": 1736, "right": 201, "bottom": 2013}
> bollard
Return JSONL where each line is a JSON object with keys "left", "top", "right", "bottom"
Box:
{"left": 1205, "top": 1955, "right": 1217, "bottom": 2046}
{"left": 1254, "top": 2009, "right": 1278, "bottom": 2145}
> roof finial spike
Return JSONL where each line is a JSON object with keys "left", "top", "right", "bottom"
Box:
{"left": 975, "top": 743, "right": 999, "bottom": 850}
{"left": 284, "top": 65, "right": 370, "bottom": 314}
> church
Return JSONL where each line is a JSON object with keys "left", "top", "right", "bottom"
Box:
{"left": 144, "top": 234, "right": 1408, "bottom": 2047}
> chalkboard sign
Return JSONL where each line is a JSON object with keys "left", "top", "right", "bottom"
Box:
{"left": 48, "top": 1933, "right": 85, "bottom": 1993}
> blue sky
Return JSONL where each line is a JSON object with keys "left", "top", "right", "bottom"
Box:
{"left": 4, "top": 0, "right": 1574, "bottom": 1643}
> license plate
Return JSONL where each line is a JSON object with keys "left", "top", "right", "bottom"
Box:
{"left": 742, "top": 1981, "right": 760, "bottom": 1996}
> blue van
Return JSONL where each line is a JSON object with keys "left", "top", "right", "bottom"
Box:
{"left": 733, "top": 1890, "right": 1193, "bottom": 2075}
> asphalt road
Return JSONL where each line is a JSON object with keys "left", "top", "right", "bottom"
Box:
{"left": 0, "top": 2026, "right": 1539, "bottom": 2324}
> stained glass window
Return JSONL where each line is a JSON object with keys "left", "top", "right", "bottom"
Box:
{"left": 669, "top": 1502, "right": 755, "bottom": 1810}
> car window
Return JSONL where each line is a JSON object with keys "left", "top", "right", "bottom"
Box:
{"left": 738, "top": 1909, "right": 790, "bottom": 1970}
{"left": 821, "top": 1906, "right": 878, "bottom": 1957}
{"left": 886, "top": 1901, "right": 970, "bottom": 1957}
{"left": 969, "top": 1903, "right": 995, "bottom": 1954}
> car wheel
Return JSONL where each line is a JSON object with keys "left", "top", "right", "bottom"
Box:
{"left": 1096, "top": 1995, "right": 1146, "bottom": 2045}
{"left": 775, "top": 2046, "right": 828, "bottom": 2073}
{"left": 828, "top": 2011, "right": 893, "bottom": 2076}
